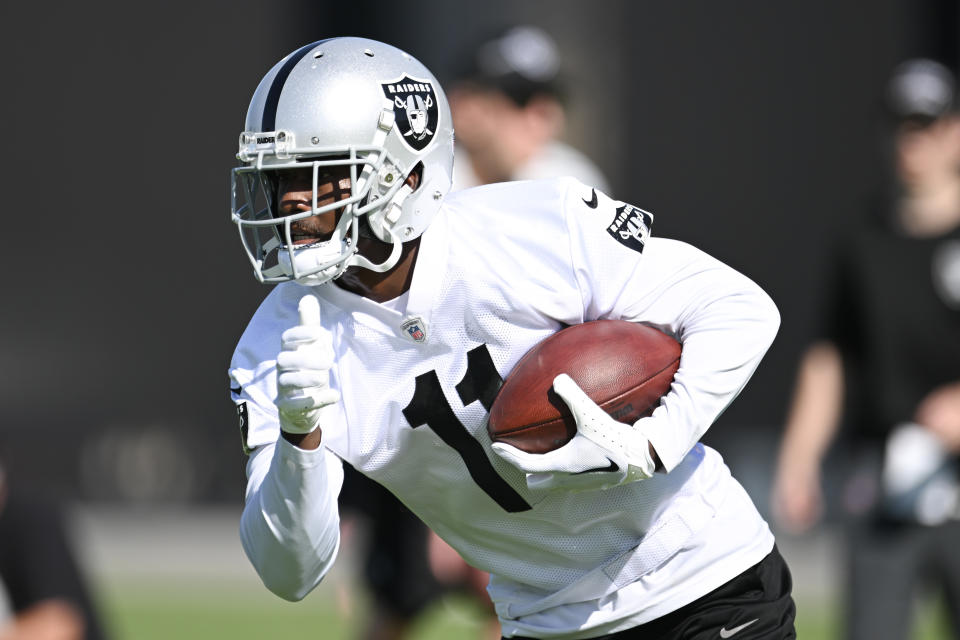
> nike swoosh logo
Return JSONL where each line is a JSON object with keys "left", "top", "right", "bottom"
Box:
{"left": 720, "top": 619, "right": 759, "bottom": 638}
{"left": 573, "top": 458, "right": 619, "bottom": 474}
{"left": 582, "top": 188, "right": 598, "bottom": 209}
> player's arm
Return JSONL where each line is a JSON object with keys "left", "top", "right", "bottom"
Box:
{"left": 282, "top": 429, "right": 323, "bottom": 449}
{"left": 771, "top": 342, "right": 843, "bottom": 532}
{"left": 495, "top": 237, "right": 778, "bottom": 491}
{"left": 614, "top": 237, "right": 781, "bottom": 472}
{"left": 237, "top": 295, "right": 343, "bottom": 601}
{"left": 239, "top": 441, "right": 343, "bottom": 601}
{"left": 495, "top": 185, "right": 778, "bottom": 491}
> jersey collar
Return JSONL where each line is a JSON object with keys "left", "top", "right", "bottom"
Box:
{"left": 313, "top": 208, "right": 449, "bottom": 343}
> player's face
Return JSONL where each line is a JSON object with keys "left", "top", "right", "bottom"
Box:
{"left": 275, "top": 164, "right": 352, "bottom": 246}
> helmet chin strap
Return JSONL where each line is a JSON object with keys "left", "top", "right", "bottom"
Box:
{"left": 349, "top": 230, "right": 403, "bottom": 274}
{"left": 281, "top": 219, "right": 404, "bottom": 286}
{"left": 347, "top": 179, "right": 411, "bottom": 273}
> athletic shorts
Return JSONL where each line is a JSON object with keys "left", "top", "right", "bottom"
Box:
{"left": 506, "top": 545, "right": 796, "bottom": 639}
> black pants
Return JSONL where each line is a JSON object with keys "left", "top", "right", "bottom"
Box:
{"left": 505, "top": 546, "right": 796, "bottom": 639}
{"left": 0, "top": 493, "right": 107, "bottom": 640}
{"left": 846, "top": 518, "right": 960, "bottom": 640}
{"left": 338, "top": 464, "right": 443, "bottom": 618}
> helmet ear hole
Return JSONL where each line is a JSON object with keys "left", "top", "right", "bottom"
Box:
{"left": 406, "top": 162, "right": 424, "bottom": 191}
{"left": 357, "top": 211, "right": 379, "bottom": 240}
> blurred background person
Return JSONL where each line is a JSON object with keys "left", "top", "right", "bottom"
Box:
{"left": 336, "top": 466, "right": 448, "bottom": 640}
{"left": 0, "top": 461, "right": 107, "bottom": 640}
{"left": 335, "top": 24, "right": 613, "bottom": 640}
{"left": 771, "top": 58, "right": 960, "bottom": 640}
{"left": 448, "top": 25, "right": 610, "bottom": 192}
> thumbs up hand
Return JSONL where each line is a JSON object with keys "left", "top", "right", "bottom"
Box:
{"left": 275, "top": 295, "right": 340, "bottom": 435}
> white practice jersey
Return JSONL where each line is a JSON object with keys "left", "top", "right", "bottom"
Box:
{"left": 231, "top": 177, "right": 779, "bottom": 639}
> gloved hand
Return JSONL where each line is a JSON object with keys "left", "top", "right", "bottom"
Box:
{"left": 492, "top": 374, "right": 657, "bottom": 492}
{"left": 275, "top": 295, "right": 340, "bottom": 435}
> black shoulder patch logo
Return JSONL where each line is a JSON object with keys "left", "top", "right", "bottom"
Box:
{"left": 382, "top": 75, "right": 439, "bottom": 152}
{"left": 236, "top": 401, "right": 252, "bottom": 456}
{"left": 607, "top": 204, "right": 653, "bottom": 253}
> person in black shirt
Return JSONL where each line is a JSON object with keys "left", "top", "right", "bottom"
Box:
{"left": 772, "top": 59, "right": 960, "bottom": 640}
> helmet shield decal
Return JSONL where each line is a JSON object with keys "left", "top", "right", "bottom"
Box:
{"left": 382, "top": 75, "right": 439, "bottom": 151}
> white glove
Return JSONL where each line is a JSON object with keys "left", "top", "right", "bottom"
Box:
{"left": 275, "top": 295, "right": 340, "bottom": 435}
{"left": 492, "top": 374, "right": 657, "bottom": 492}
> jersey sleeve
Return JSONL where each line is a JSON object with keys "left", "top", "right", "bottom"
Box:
{"left": 560, "top": 182, "right": 780, "bottom": 471}
{"left": 228, "top": 284, "right": 345, "bottom": 600}
{"left": 239, "top": 438, "right": 344, "bottom": 601}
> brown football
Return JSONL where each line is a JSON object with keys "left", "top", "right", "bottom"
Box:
{"left": 488, "top": 320, "right": 681, "bottom": 454}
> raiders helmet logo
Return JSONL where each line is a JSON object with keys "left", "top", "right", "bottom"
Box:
{"left": 382, "top": 75, "right": 440, "bottom": 151}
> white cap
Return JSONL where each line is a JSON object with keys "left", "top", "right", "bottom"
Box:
{"left": 887, "top": 58, "right": 955, "bottom": 121}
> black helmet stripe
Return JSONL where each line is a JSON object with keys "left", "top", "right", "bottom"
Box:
{"left": 261, "top": 40, "right": 328, "bottom": 132}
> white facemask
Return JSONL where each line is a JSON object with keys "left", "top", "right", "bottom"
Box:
{"left": 277, "top": 237, "right": 350, "bottom": 286}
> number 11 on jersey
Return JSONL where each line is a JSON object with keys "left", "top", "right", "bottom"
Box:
{"left": 402, "top": 345, "right": 532, "bottom": 513}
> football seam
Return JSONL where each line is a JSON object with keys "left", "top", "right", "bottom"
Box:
{"left": 491, "top": 356, "right": 680, "bottom": 437}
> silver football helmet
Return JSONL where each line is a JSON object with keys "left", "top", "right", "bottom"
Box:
{"left": 231, "top": 38, "right": 454, "bottom": 285}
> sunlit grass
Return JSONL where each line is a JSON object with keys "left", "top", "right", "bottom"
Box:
{"left": 97, "top": 577, "right": 493, "bottom": 640}
{"left": 95, "top": 576, "right": 953, "bottom": 640}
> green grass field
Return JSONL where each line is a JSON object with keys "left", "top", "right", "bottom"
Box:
{"left": 94, "top": 577, "right": 951, "bottom": 640}
{"left": 97, "top": 578, "right": 491, "bottom": 640}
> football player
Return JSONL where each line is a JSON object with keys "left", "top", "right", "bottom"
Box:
{"left": 229, "top": 37, "right": 795, "bottom": 639}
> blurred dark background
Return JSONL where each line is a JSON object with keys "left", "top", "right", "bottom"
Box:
{"left": 0, "top": 0, "right": 956, "bottom": 506}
